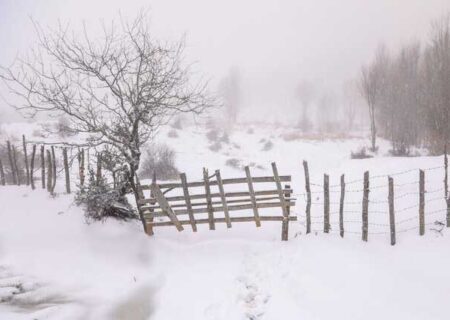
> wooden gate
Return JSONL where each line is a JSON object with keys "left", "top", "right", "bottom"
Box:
{"left": 137, "top": 162, "right": 297, "bottom": 240}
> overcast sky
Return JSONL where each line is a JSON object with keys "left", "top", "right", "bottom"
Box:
{"left": 1, "top": 0, "right": 449, "bottom": 121}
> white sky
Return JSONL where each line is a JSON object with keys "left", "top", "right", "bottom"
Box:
{"left": 0, "top": 0, "right": 449, "bottom": 121}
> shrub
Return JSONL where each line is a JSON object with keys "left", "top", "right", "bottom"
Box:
{"left": 209, "top": 141, "right": 222, "bottom": 152}
{"left": 225, "top": 158, "right": 243, "bottom": 170}
{"left": 75, "top": 171, "right": 136, "bottom": 222}
{"left": 350, "top": 147, "right": 373, "bottom": 159}
{"left": 261, "top": 140, "right": 274, "bottom": 151}
{"left": 139, "top": 144, "right": 179, "bottom": 180}
{"left": 206, "top": 129, "right": 219, "bottom": 142}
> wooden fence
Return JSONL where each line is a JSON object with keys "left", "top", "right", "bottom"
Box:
{"left": 137, "top": 163, "right": 297, "bottom": 241}
{"left": 300, "top": 156, "right": 450, "bottom": 245}
{"left": 1, "top": 135, "right": 450, "bottom": 244}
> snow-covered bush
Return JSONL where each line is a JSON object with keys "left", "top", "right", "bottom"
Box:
{"left": 139, "top": 144, "right": 179, "bottom": 180}
{"left": 261, "top": 140, "right": 274, "bottom": 151}
{"left": 75, "top": 171, "right": 136, "bottom": 222}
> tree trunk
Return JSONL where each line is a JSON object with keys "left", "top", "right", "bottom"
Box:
{"left": 22, "top": 135, "right": 30, "bottom": 185}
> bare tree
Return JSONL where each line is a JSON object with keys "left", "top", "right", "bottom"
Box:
{"left": 342, "top": 80, "right": 359, "bottom": 131}
{"left": 0, "top": 13, "right": 212, "bottom": 205}
{"left": 296, "top": 80, "right": 315, "bottom": 132}
{"left": 219, "top": 66, "right": 241, "bottom": 129}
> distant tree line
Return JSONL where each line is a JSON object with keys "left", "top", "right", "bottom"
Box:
{"left": 359, "top": 14, "right": 450, "bottom": 155}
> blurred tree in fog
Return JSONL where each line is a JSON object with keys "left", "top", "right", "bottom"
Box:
{"left": 219, "top": 66, "right": 242, "bottom": 129}
{"left": 296, "top": 80, "right": 315, "bottom": 132}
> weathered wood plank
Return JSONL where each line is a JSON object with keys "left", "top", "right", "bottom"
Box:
{"left": 138, "top": 189, "right": 293, "bottom": 204}
{"left": 147, "top": 215, "right": 298, "bottom": 227}
{"left": 180, "top": 172, "right": 197, "bottom": 232}
{"left": 141, "top": 196, "right": 296, "bottom": 209}
{"left": 215, "top": 170, "right": 231, "bottom": 228}
{"left": 143, "top": 201, "right": 296, "bottom": 218}
{"left": 245, "top": 166, "right": 261, "bottom": 227}
{"left": 151, "top": 183, "right": 184, "bottom": 231}
{"left": 140, "top": 175, "right": 292, "bottom": 190}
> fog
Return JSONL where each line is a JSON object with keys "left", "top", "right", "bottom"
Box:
{"left": 0, "top": 0, "right": 449, "bottom": 122}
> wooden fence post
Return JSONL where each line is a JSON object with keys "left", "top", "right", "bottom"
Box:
{"left": 22, "top": 135, "right": 30, "bottom": 186}
{"left": 445, "top": 147, "right": 448, "bottom": 198}
{"left": 78, "top": 149, "right": 85, "bottom": 187}
{"left": 63, "top": 148, "right": 71, "bottom": 194}
{"left": 303, "top": 160, "right": 312, "bottom": 234}
{"left": 30, "top": 145, "right": 36, "bottom": 190}
{"left": 180, "top": 172, "right": 198, "bottom": 232}
{"left": 324, "top": 174, "right": 330, "bottom": 233}
{"left": 446, "top": 197, "right": 450, "bottom": 228}
{"left": 215, "top": 170, "right": 231, "bottom": 229}
{"left": 362, "top": 171, "right": 369, "bottom": 242}
{"left": 0, "top": 159, "right": 5, "bottom": 186}
{"left": 272, "top": 162, "right": 290, "bottom": 241}
{"left": 339, "top": 174, "right": 345, "bottom": 238}
{"left": 41, "top": 145, "right": 45, "bottom": 189}
{"left": 419, "top": 169, "right": 425, "bottom": 236}
{"left": 282, "top": 184, "right": 291, "bottom": 240}
{"left": 203, "top": 168, "right": 215, "bottom": 230}
{"left": 6, "top": 141, "right": 17, "bottom": 184}
{"left": 388, "top": 177, "right": 396, "bottom": 246}
{"left": 245, "top": 166, "right": 261, "bottom": 227}
{"left": 12, "top": 145, "right": 20, "bottom": 186}
{"left": 46, "top": 150, "right": 53, "bottom": 194}
{"left": 7, "top": 141, "right": 17, "bottom": 185}
{"left": 51, "top": 146, "right": 56, "bottom": 193}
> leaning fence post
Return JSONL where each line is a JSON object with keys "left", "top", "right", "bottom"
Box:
{"left": 339, "top": 174, "right": 345, "bottom": 238}
{"left": 362, "top": 171, "right": 369, "bottom": 242}
{"left": 30, "top": 145, "right": 36, "bottom": 190}
{"left": 63, "top": 148, "right": 71, "bottom": 194}
{"left": 272, "top": 162, "right": 290, "bottom": 241}
{"left": 388, "top": 176, "right": 396, "bottom": 246}
{"left": 0, "top": 159, "right": 5, "bottom": 186}
{"left": 303, "top": 160, "right": 312, "bottom": 234}
{"left": 40, "top": 145, "right": 45, "bottom": 189}
{"left": 324, "top": 174, "right": 330, "bottom": 233}
{"left": 419, "top": 169, "right": 425, "bottom": 236}
{"left": 22, "top": 135, "right": 30, "bottom": 186}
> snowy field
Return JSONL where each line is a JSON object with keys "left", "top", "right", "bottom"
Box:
{"left": 1, "top": 122, "right": 449, "bottom": 319}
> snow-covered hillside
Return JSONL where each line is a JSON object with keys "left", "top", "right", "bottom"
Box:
{"left": 1, "top": 123, "right": 449, "bottom": 319}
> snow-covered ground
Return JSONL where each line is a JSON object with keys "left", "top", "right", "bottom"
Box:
{"left": 1, "top": 122, "right": 449, "bottom": 319}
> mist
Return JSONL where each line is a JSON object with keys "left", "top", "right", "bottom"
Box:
{"left": 0, "top": 0, "right": 449, "bottom": 122}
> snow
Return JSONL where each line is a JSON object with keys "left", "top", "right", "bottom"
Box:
{"left": 1, "top": 122, "right": 450, "bottom": 319}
